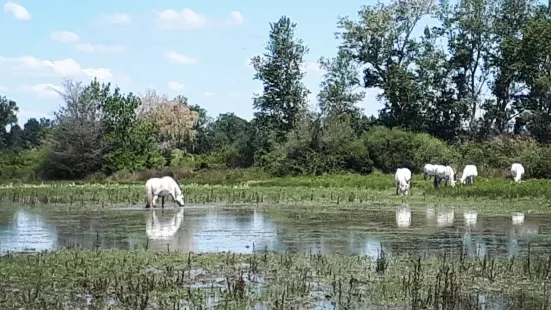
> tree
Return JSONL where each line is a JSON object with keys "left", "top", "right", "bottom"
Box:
{"left": 251, "top": 15, "right": 311, "bottom": 143}
{"left": 7, "top": 124, "right": 23, "bottom": 149}
{"left": 337, "top": 0, "right": 435, "bottom": 131}
{"left": 481, "top": 0, "right": 535, "bottom": 135}
{"left": 435, "top": 0, "right": 495, "bottom": 130}
{"left": 0, "top": 96, "right": 19, "bottom": 148}
{"left": 43, "top": 80, "right": 104, "bottom": 179}
{"left": 514, "top": 6, "right": 551, "bottom": 142}
{"left": 317, "top": 49, "right": 365, "bottom": 118}
{"left": 136, "top": 90, "right": 199, "bottom": 150}
{"left": 98, "top": 82, "right": 158, "bottom": 173}
{"left": 21, "top": 117, "right": 52, "bottom": 149}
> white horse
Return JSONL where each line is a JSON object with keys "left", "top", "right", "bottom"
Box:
{"left": 145, "top": 176, "right": 185, "bottom": 208}
{"left": 511, "top": 163, "right": 525, "bottom": 183}
{"left": 146, "top": 208, "right": 184, "bottom": 240}
{"left": 395, "top": 168, "right": 412, "bottom": 196}
{"left": 423, "top": 164, "right": 438, "bottom": 180}
{"left": 433, "top": 165, "right": 456, "bottom": 188}
{"left": 460, "top": 165, "right": 478, "bottom": 185}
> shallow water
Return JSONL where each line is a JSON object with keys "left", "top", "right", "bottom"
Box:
{"left": 0, "top": 205, "right": 549, "bottom": 259}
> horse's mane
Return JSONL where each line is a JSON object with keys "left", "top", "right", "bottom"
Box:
{"left": 165, "top": 173, "right": 183, "bottom": 192}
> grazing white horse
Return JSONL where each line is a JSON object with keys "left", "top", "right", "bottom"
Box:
{"left": 146, "top": 208, "right": 184, "bottom": 240}
{"left": 460, "top": 165, "right": 478, "bottom": 185}
{"left": 511, "top": 163, "right": 525, "bottom": 183}
{"left": 395, "top": 168, "right": 412, "bottom": 196}
{"left": 145, "top": 176, "right": 185, "bottom": 208}
{"left": 423, "top": 164, "right": 438, "bottom": 180}
{"left": 433, "top": 165, "right": 456, "bottom": 188}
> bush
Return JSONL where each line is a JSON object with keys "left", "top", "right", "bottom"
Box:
{"left": 363, "top": 127, "right": 456, "bottom": 173}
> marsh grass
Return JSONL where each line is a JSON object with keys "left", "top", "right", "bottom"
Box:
{"left": 0, "top": 176, "right": 550, "bottom": 216}
{"left": 0, "top": 248, "right": 549, "bottom": 309}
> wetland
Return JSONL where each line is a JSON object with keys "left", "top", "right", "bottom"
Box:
{"left": 1, "top": 179, "right": 551, "bottom": 309}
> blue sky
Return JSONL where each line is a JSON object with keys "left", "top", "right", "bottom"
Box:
{"left": 0, "top": 0, "right": 418, "bottom": 126}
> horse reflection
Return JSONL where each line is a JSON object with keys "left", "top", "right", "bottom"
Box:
{"left": 396, "top": 206, "right": 411, "bottom": 228}
{"left": 436, "top": 209, "right": 454, "bottom": 227}
{"left": 463, "top": 210, "right": 478, "bottom": 227}
{"left": 146, "top": 208, "right": 184, "bottom": 240}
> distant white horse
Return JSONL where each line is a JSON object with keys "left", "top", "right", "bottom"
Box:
{"left": 511, "top": 163, "right": 525, "bottom": 183}
{"left": 395, "top": 168, "right": 412, "bottom": 196}
{"left": 145, "top": 176, "right": 185, "bottom": 208}
{"left": 460, "top": 165, "right": 478, "bottom": 185}
{"left": 146, "top": 208, "right": 184, "bottom": 239}
{"left": 433, "top": 165, "right": 456, "bottom": 188}
{"left": 423, "top": 164, "right": 438, "bottom": 180}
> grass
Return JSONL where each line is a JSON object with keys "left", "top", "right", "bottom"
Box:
{"left": 0, "top": 172, "right": 551, "bottom": 216}
{"left": 0, "top": 248, "right": 549, "bottom": 309}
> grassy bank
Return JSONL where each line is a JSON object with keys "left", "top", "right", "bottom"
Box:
{"left": 0, "top": 249, "right": 547, "bottom": 309}
{"left": 1, "top": 170, "right": 551, "bottom": 215}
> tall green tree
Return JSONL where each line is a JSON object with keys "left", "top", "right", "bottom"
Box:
{"left": 251, "top": 15, "right": 311, "bottom": 144}
{"left": 317, "top": 49, "right": 365, "bottom": 118}
{"left": 0, "top": 96, "right": 19, "bottom": 148}
{"left": 481, "top": 0, "right": 535, "bottom": 135}
{"left": 97, "top": 81, "right": 157, "bottom": 173}
{"left": 435, "top": 0, "right": 494, "bottom": 130}
{"left": 43, "top": 80, "right": 104, "bottom": 179}
{"left": 337, "top": 0, "right": 434, "bottom": 131}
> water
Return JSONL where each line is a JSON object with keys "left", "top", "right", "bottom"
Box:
{"left": 0, "top": 205, "right": 549, "bottom": 259}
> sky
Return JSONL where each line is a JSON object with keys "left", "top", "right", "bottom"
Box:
{"left": 0, "top": 0, "right": 406, "bottom": 126}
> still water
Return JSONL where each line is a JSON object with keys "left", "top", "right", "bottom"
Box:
{"left": 0, "top": 205, "right": 548, "bottom": 259}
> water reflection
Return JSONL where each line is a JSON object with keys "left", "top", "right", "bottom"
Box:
{"left": 146, "top": 209, "right": 184, "bottom": 239}
{"left": 1, "top": 206, "right": 551, "bottom": 260}
{"left": 463, "top": 210, "right": 478, "bottom": 227}
{"left": 396, "top": 206, "right": 411, "bottom": 228}
{"left": 0, "top": 209, "right": 58, "bottom": 253}
{"left": 436, "top": 209, "right": 455, "bottom": 227}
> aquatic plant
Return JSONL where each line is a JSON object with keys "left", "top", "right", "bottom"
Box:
{"left": 0, "top": 248, "right": 548, "bottom": 309}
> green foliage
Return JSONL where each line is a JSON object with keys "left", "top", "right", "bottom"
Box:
{"left": 251, "top": 15, "right": 310, "bottom": 143}
{"left": 363, "top": 127, "right": 456, "bottom": 173}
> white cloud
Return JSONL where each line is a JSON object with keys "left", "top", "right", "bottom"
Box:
{"left": 3, "top": 2, "right": 31, "bottom": 20}
{"left": 164, "top": 51, "right": 197, "bottom": 64}
{"left": 202, "top": 92, "right": 216, "bottom": 98}
{"left": 50, "top": 31, "right": 80, "bottom": 44}
{"left": 75, "top": 44, "right": 126, "bottom": 54}
{"left": 303, "top": 62, "right": 323, "bottom": 75}
{"left": 155, "top": 9, "right": 208, "bottom": 30}
{"left": 0, "top": 55, "right": 114, "bottom": 81}
{"left": 225, "top": 11, "right": 244, "bottom": 26}
{"left": 0, "top": 85, "right": 7, "bottom": 92}
{"left": 102, "top": 13, "right": 131, "bottom": 25}
{"left": 167, "top": 81, "right": 184, "bottom": 91}
{"left": 25, "top": 83, "right": 64, "bottom": 98}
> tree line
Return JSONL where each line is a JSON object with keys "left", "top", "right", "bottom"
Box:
{"left": 1, "top": 0, "right": 551, "bottom": 181}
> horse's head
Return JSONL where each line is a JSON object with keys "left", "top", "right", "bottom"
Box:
{"left": 174, "top": 192, "right": 185, "bottom": 206}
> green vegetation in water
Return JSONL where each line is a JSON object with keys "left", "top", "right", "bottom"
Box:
{"left": 0, "top": 247, "right": 548, "bottom": 309}
{"left": 1, "top": 173, "right": 551, "bottom": 216}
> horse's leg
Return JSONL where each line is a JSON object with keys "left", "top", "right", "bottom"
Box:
{"left": 152, "top": 195, "right": 159, "bottom": 208}
{"left": 433, "top": 176, "right": 438, "bottom": 189}
{"left": 396, "top": 184, "right": 399, "bottom": 196}
{"left": 423, "top": 173, "right": 427, "bottom": 181}
{"left": 161, "top": 196, "right": 165, "bottom": 208}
